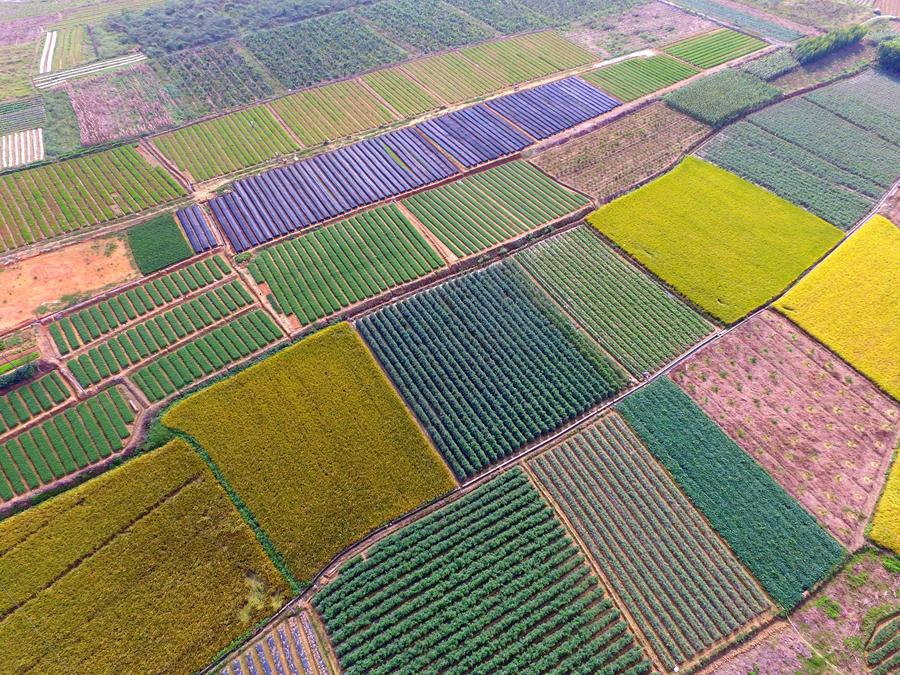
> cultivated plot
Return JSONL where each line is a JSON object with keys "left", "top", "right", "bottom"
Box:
{"left": 872, "top": 453, "right": 900, "bottom": 555}
{"left": 220, "top": 613, "right": 330, "bottom": 675}
{"left": 461, "top": 30, "right": 596, "bottom": 84}
{"left": 663, "top": 28, "right": 767, "bottom": 68}
{"left": 361, "top": 68, "right": 441, "bottom": 117}
{"left": 582, "top": 54, "right": 699, "bottom": 102}
{"left": 358, "top": 0, "right": 496, "bottom": 53}
{"left": 664, "top": 69, "right": 781, "bottom": 127}
{"left": 400, "top": 51, "right": 506, "bottom": 103}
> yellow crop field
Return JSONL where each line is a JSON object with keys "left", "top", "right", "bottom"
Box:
{"left": 588, "top": 156, "right": 843, "bottom": 324}
{"left": 775, "top": 215, "right": 900, "bottom": 400}
{"left": 872, "top": 449, "right": 900, "bottom": 554}
{"left": 0, "top": 439, "right": 289, "bottom": 673}
{"left": 163, "top": 322, "right": 456, "bottom": 583}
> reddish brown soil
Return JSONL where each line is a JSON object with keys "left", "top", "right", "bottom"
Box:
{"left": 879, "top": 190, "right": 900, "bottom": 225}
{"left": 703, "top": 621, "right": 812, "bottom": 674}
{"left": 671, "top": 310, "right": 900, "bottom": 548}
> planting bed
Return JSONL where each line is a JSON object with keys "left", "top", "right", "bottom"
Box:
{"left": 618, "top": 378, "right": 845, "bottom": 610}
{"left": 531, "top": 100, "right": 709, "bottom": 202}
{"left": 249, "top": 204, "right": 444, "bottom": 326}
{"left": 314, "top": 468, "right": 654, "bottom": 675}
{"left": 269, "top": 79, "right": 396, "bottom": 147}
{"left": 582, "top": 55, "right": 699, "bottom": 102}
{"left": 664, "top": 69, "right": 781, "bottom": 127}
{"left": 671, "top": 310, "right": 900, "bottom": 547}
{"left": 804, "top": 69, "right": 900, "bottom": 145}
{"left": 416, "top": 104, "right": 531, "bottom": 167}
{"left": 531, "top": 413, "right": 769, "bottom": 669}
{"left": 0, "top": 96, "right": 45, "bottom": 135}
{"left": 589, "top": 156, "right": 842, "bottom": 323}
{"left": 0, "top": 386, "right": 134, "bottom": 503}
{"left": 0, "top": 438, "right": 289, "bottom": 672}
{"left": 516, "top": 226, "right": 712, "bottom": 376}
{"left": 0, "top": 145, "right": 186, "bottom": 252}
{"left": 358, "top": 0, "right": 496, "bottom": 53}
{"left": 868, "top": 612, "right": 900, "bottom": 675}
{"left": 152, "top": 106, "right": 300, "bottom": 183}
{"left": 461, "top": 31, "right": 597, "bottom": 85}
{"left": 663, "top": 28, "right": 767, "bottom": 68}
{"left": 446, "top": 0, "right": 551, "bottom": 33}
{"left": 402, "top": 160, "right": 589, "bottom": 258}
{"left": 221, "top": 614, "right": 329, "bottom": 675}
{"left": 361, "top": 68, "right": 441, "bottom": 117}
{"left": 358, "top": 263, "right": 625, "bottom": 479}
{"left": 775, "top": 215, "right": 900, "bottom": 400}
{"left": 163, "top": 323, "right": 454, "bottom": 582}
{"left": 400, "top": 52, "right": 505, "bottom": 103}
{"left": 176, "top": 205, "right": 217, "bottom": 253}
{"left": 0, "top": 370, "right": 70, "bottom": 437}
{"left": 0, "top": 127, "right": 43, "bottom": 169}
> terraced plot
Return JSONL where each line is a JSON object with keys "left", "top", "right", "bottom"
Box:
{"left": 132, "top": 309, "right": 283, "bottom": 403}
{"left": 48, "top": 256, "right": 231, "bottom": 355}
{"left": 358, "top": 263, "right": 625, "bottom": 479}
{"left": 531, "top": 414, "right": 770, "bottom": 670}
{"left": 403, "top": 160, "right": 588, "bottom": 258}
{"left": 664, "top": 28, "right": 767, "bottom": 68}
{"left": 361, "top": 69, "right": 441, "bottom": 117}
{"left": 314, "top": 469, "right": 654, "bottom": 675}
{"left": 618, "top": 378, "right": 845, "bottom": 610}
{"left": 582, "top": 55, "right": 699, "bottom": 102}
{"left": 462, "top": 31, "right": 597, "bottom": 84}
{"left": 249, "top": 204, "right": 444, "bottom": 326}
{"left": 516, "top": 226, "right": 712, "bottom": 376}
{"left": 269, "top": 79, "right": 397, "bottom": 146}
{"left": 0, "top": 145, "right": 185, "bottom": 252}
{"left": 152, "top": 106, "right": 300, "bottom": 182}
{"left": 0, "top": 386, "right": 135, "bottom": 503}
{"left": 0, "top": 371, "right": 70, "bottom": 436}
{"left": 671, "top": 310, "right": 900, "bottom": 547}
{"left": 401, "top": 52, "right": 506, "bottom": 103}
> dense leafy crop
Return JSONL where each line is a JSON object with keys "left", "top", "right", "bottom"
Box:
{"left": 126, "top": 213, "right": 193, "bottom": 274}
{"left": 314, "top": 468, "right": 654, "bottom": 674}
{"left": 742, "top": 48, "right": 799, "bottom": 80}
{"left": 617, "top": 378, "right": 845, "bottom": 609}
{"left": 358, "top": 0, "right": 496, "bottom": 53}
{"left": 867, "top": 611, "right": 900, "bottom": 675}
{"left": 794, "top": 24, "right": 866, "bottom": 64}
{"left": 664, "top": 70, "right": 781, "bottom": 127}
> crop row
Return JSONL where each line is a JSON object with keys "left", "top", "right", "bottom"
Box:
{"left": 516, "top": 226, "right": 712, "bottom": 375}
{"left": 358, "top": 262, "right": 625, "bottom": 479}
{"left": 314, "top": 468, "right": 653, "bottom": 674}
{"left": 68, "top": 280, "right": 255, "bottom": 388}
{"left": 664, "top": 69, "right": 781, "bottom": 127}
{"left": 361, "top": 69, "right": 440, "bottom": 118}
{"left": 867, "top": 613, "right": 900, "bottom": 675}
{"left": 133, "top": 309, "right": 282, "bottom": 403}
{"left": 0, "top": 371, "right": 70, "bottom": 436}
{"left": 583, "top": 55, "right": 699, "bottom": 103}
{"left": 668, "top": 0, "right": 802, "bottom": 41}
{"left": 0, "top": 145, "right": 185, "bottom": 252}
{"left": 401, "top": 52, "right": 506, "bottom": 103}
{"left": 664, "top": 29, "right": 766, "bottom": 68}
{"left": 0, "top": 96, "right": 45, "bottom": 135}
{"left": 0, "top": 387, "right": 134, "bottom": 502}
{"left": 49, "top": 256, "right": 231, "bottom": 354}
{"left": 531, "top": 414, "right": 769, "bottom": 669}
{"left": 249, "top": 204, "right": 443, "bottom": 325}
{"left": 417, "top": 104, "right": 531, "bottom": 168}
{"left": 220, "top": 615, "right": 326, "bottom": 675}
{"left": 0, "top": 128, "right": 44, "bottom": 170}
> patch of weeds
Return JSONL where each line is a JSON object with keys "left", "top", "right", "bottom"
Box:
{"left": 815, "top": 595, "right": 842, "bottom": 620}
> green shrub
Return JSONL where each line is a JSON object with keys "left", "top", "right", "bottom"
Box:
{"left": 126, "top": 214, "right": 193, "bottom": 275}
{"left": 794, "top": 25, "right": 867, "bottom": 64}
{"left": 878, "top": 38, "right": 900, "bottom": 73}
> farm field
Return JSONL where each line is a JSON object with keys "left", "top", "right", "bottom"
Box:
{"left": 588, "top": 156, "right": 842, "bottom": 323}
{"left": 0, "top": 145, "right": 185, "bottom": 252}
{"left": 663, "top": 28, "right": 767, "bottom": 68}
{"left": 705, "top": 622, "right": 812, "bottom": 674}
{"left": 49, "top": 26, "right": 87, "bottom": 71}
{"left": 248, "top": 204, "right": 444, "bottom": 326}
{"left": 163, "top": 323, "right": 455, "bottom": 583}
{"left": 531, "top": 101, "right": 710, "bottom": 202}
{"left": 668, "top": 0, "right": 803, "bottom": 40}
{"left": 402, "top": 160, "right": 589, "bottom": 258}
{"left": 531, "top": 413, "right": 770, "bottom": 670}
{"left": 664, "top": 69, "right": 781, "bottom": 127}
{"left": 269, "top": 79, "right": 396, "bottom": 147}
{"left": 125, "top": 212, "right": 193, "bottom": 274}
{"left": 417, "top": 104, "right": 531, "bottom": 167}
{"left": 0, "top": 97, "right": 45, "bottom": 134}
{"left": 516, "top": 226, "right": 713, "bottom": 376}
{"left": 445, "top": 0, "right": 551, "bottom": 33}
{"left": 872, "top": 455, "right": 900, "bottom": 555}
{"left": 358, "top": 0, "right": 496, "bottom": 53}
{"left": 358, "top": 263, "right": 625, "bottom": 479}
{"left": 618, "top": 378, "right": 845, "bottom": 610}
{"left": 33, "top": 53, "right": 148, "bottom": 90}
{"left": 314, "top": 468, "right": 654, "bottom": 674}
{"left": 152, "top": 106, "right": 299, "bottom": 182}
{"left": 742, "top": 48, "right": 800, "bottom": 80}
{"left": 770, "top": 42, "right": 876, "bottom": 93}
{"left": 400, "top": 52, "right": 505, "bottom": 103}
{"left": 360, "top": 68, "right": 440, "bottom": 117}
{"left": 0, "top": 386, "right": 134, "bottom": 503}
{"left": 775, "top": 215, "right": 900, "bottom": 400}
{"left": 582, "top": 54, "right": 699, "bottom": 102}
{"left": 0, "top": 438, "right": 290, "bottom": 672}
{"left": 869, "top": 613, "right": 900, "bottom": 675}
{"left": 0, "top": 43, "right": 35, "bottom": 101}
{"left": 671, "top": 310, "right": 900, "bottom": 547}
{"left": 0, "top": 370, "right": 70, "bottom": 436}
{"left": 0, "top": 127, "right": 43, "bottom": 169}
{"left": 222, "top": 613, "right": 329, "bottom": 675}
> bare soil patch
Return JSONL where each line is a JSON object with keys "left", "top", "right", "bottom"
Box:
{"left": 880, "top": 189, "right": 900, "bottom": 224}
{"left": 771, "top": 43, "right": 876, "bottom": 93}
{"left": 671, "top": 310, "right": 900, "bottom": 548}
{"left": 0, "top": 234, "right": 138, "bottom": 333}
{"left": 703, "top": 621, "right": 812, "bottom": 674}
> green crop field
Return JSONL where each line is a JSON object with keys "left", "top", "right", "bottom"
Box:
{"left": 358, "top": 263, "right": 625, "bottom": 479}
{"left": 402, "top": 161, "right": 589, "bottom": 258}
{"left": 664, "top": 28, "right": 767, "bottom": 68}
{"left": 358, "top": 0, "right": 496, "bottom": 53}
{"left": 152, "top": 106, "right": 300, "bottom": 182}
{"left": 248, "top": 204, "right": 444, "bottom": 325}
{"left": 530, "top": 413, "right": 770, "bottom": 670}
{"left": 664, "top": 70, "right": 781, "bottom": 127}
{"left": 315, "top": 468, "right": 654, "bottom": 675}
{"left": 51, "top": 26, "right": 87, "bottom": 71}
{"left": 582, "top": 55, "right": 699, "bottom": 102}
{"left": 588, "top": 157, "right": 842, "bottom": 323}
{"left": 361, "top": 69, "right": 441, "bottom": 117}
{"left": 618, "top": 378, "right": 845, "bottom": 609}
{"left": 269, "top": 79, "right": 396, "bottom": 147}
{"left": 68, "top": 280, "right": 256, "bottom": 389}
{"left": 132, "top": 309, "right": 282, "bottom": 403}
{"left": 49, "top": 256, "right": 231, "bottom": 355}
{"left": 0, "top": 386, "right": 135, "bottom": 502}
{"left": 126, "top": 213, "right": 193, "bottom": 275}
{"left": 0, "top": 371, "right": 70, "bottom": 436}
{"left": 400, "top": 52, "right": 505, "bottom": 103}
{"left": 0, "top": 145, "right": 185, "bottom": 253}
{"left": 445, "top": 0, "right": 552, "bottom": 33}
{"left": 516, "top": 226, "right": 713, "bottom": 376}
{"left": 163, "top": 323, "right": 455, "bottom": 583}
{"left": 462, "top": 31, "right": 596, "bottom": 85}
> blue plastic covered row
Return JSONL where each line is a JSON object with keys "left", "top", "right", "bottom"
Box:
{"left": 417, "top": 105, "right": 532, "bottom": 168}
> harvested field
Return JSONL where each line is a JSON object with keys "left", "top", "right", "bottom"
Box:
{"left": 663, "top": 28, "right": 767, "bottom": 68}
{"left": 703, "top": 622, "right": 811, "bottom": 674}
{"left": 0, "top": 438, "right": 290, "bottom": 672}
{"left": 582, "top": 55, "right": 699, "bottom": 102}
{"left": 531, "top": 100, "right": 709, "bottom": 202}
{"left": 50, "top": 26, "right": 86, "bottom": 71}
{"left": 0, "top": 16, "right": 44, "bottom": 47}
{"left": 269, "top": 79, "right": 396, "bottom": 147}
{"left": 461, "top": 31, "right": 596, "bottom": 85}
{"left": 163, "top": 323, "right": 455, "bottom": 583}
{"left": 868, "top": 612, "right": 900, "bottom": 675}
{"left": 0, "top": 235, "right": 137, "bottom": 333}
{"left": 671, "top": 310, "right": 900, "bottom": 548}
{"left": 775, "top": 215, "right": 900, "bottom": 400}
{"left": 361, "top": 68, "right": 440, "bottom": 117}
{"left": 400, "top": 51, "right": 506, "bottom": 103}
{"left": 0, "top": 127, "right": 43, "bottom": 169}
